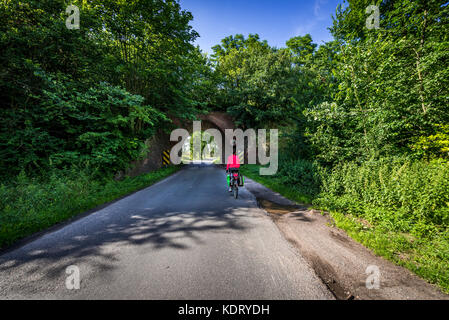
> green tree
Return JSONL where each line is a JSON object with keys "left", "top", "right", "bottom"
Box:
{"left": 211, "top": 34, "right": 298, "bottom": 128}
{"left": 0, "top": 0, "right": 208, "bottom": 176}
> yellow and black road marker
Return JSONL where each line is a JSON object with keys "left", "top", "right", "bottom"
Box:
{"left": 238, "top": 150, "right": 244, "bottom": 163}
{"left": 162, "top": 150, "right": 171, "bottom": 166}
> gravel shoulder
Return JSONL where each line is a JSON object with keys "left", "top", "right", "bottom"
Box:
{"left": 244, "top": 177, "right": 449, "bottom": 300}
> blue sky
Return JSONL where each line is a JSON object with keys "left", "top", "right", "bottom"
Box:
{"left": 180, "top": 0, "right": 345, "bottom": 54}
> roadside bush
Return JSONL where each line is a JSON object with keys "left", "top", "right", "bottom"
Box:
{"left": 245, "top": 156, "right": 449, "bottom": 293}
{"left": 314, "top": 158, "right": 449, "bottom": 235}
{"left": 276, "top": 156, "right": 322, "bottom": 196}
{"left": 0, "top": 69, "right": 166, "bottom": 178}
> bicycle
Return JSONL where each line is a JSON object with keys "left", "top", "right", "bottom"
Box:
{"left": 227, "top": 168, "right": 241, "bottom": 199}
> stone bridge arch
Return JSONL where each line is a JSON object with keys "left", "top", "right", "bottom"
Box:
{"left": 171, "top": 112, "right": 236, "bottom": 164}
{"left": 122, "top": 112, "right": 237, "bottom": 177}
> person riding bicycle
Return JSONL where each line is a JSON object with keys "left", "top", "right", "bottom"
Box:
{"left": 226, "top": 148, "right": 241, "bottom": 192}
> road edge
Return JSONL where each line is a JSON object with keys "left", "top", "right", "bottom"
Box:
{"left": 0, "top": 167, "right": 185, "bottom": 256}
{"left": 243, "top": 176, "right": 449, "bottom": 300}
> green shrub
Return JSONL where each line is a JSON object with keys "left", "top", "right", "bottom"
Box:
{"left": 314, "top": 158, "right": 449, "bottom": 235}
{"left": 0, "top": 69, "right": 166, "bottom": 178}
{"left": 276, "top": 157, "right": 322, "bottom": 196}
{"left": 246, "top": 156, "right": 449, "bottom": 292}
{"left": 265, "top": 154, "right": 449, "bottom": 236}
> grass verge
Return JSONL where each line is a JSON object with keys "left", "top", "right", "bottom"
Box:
{"left": 240, "top": 165, "right": 312, "bottom": 204}
{"left": 0, "top": 165, "right": 181, "bottom": 249}
{"left": 241, "top": 164, "right": 449, "bottom": 294}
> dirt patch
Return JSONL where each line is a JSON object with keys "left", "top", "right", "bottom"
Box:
{"left": 256, "top": 198, "right": 301, "bottom": 215}
{"left": 256, "top": 197, "right": 353, "bottom": 299}
{"left": 284, "top": 235, "right": 354, "bottom": 300}
{"left": 308, "top": 254, "right": 354, "bottom": 300}
{"left": 244, "top": 177, "right": 449, "bottom": 300}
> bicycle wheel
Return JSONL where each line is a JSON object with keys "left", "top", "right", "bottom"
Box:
{"left": 233, "top": 185, "right": 238, "bottom": 199}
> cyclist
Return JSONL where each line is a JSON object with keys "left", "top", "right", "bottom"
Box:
{"left": 226, "top": 148, "right": 241, "bottom": 192}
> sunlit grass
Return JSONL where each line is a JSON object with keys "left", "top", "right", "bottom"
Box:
{"left": 240, "top": 165, "right": 312, "bottom": 204}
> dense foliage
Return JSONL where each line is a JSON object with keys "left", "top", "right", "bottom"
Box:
{"left": 208, "top": 0, "right": 448, "bottom": 206}
{"left": 0, "top": 0, "right": 210, "bottom": 176}
{"left": 210, "top": 0, "right": 448, "bottom": 290}
{"left": 1, "top": 0, "right": 448, "bottom": 290}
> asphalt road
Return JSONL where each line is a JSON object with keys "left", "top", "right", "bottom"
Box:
{"left": 0, "top": 164, "right": 334, "bottom": 300}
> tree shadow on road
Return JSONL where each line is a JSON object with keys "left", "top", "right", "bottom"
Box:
{"left": 0, "top": 200, "right": 256, "bottom": 289}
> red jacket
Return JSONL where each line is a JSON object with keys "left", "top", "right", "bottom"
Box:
{"left": 226, "top": 154, "right": 240, "bottom": 170}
